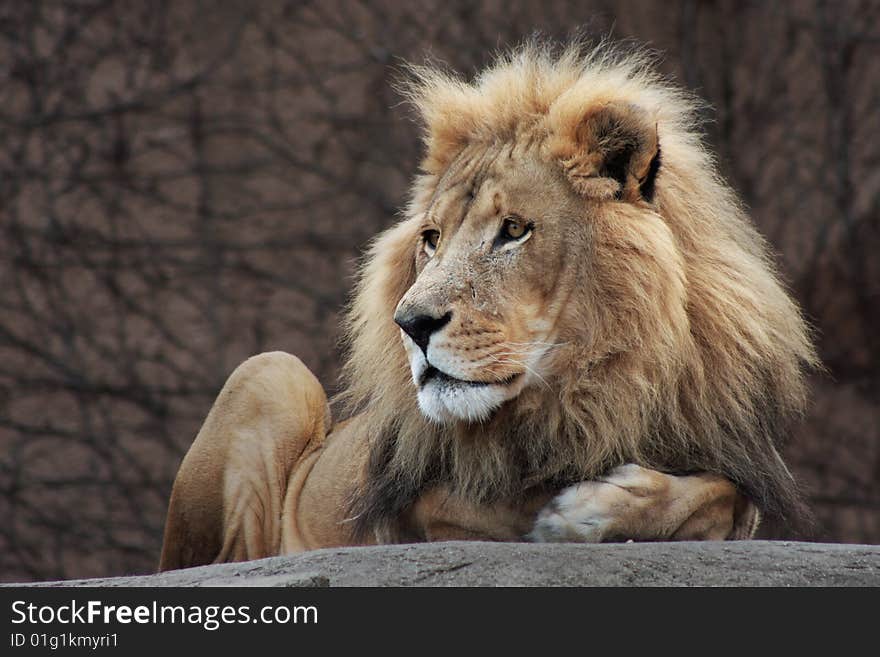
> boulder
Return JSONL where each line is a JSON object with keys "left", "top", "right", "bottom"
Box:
{"left": 15, "top": 540, "right": 880, "bottom": 587}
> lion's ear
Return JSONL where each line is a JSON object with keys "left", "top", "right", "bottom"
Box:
{"left": 549, "top": 102, "right": 660, "bottom": 203}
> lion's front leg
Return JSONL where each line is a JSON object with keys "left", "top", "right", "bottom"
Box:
{"left": 528, "top": 464, "right": 760, "bottom": 543}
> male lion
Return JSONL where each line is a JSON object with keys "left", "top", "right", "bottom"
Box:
{"left": 159, "top": 43, "right": 817, "bottom": 571}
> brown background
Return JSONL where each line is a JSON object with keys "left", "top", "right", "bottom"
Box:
{"left": 1, "top": 0, "right": 878, "bottom": 582}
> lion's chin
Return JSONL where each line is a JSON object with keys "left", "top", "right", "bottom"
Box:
{"left": 417, "top": 376, "right": 520, "bottom": 424}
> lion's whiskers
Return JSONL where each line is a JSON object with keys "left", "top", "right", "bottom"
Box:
{"left": 483, "top": 353, "right": 552, "bottom": 390}
{"left": 503, "top": 340, "right": 568, "bottom": 349}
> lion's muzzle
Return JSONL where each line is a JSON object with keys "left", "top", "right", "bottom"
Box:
{"left": 394, "top": 308, "right": 452, "bottom": 354}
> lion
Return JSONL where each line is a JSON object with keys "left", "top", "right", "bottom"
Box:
{"left": 159, "top": 42, "right": 818, "bottom": 572}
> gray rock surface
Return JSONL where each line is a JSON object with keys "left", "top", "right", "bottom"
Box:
{"left": 11, "top": 540, "right": 880, "bottom": 587}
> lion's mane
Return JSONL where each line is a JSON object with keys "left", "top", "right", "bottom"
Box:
{"left": 338, "top": 41, "right": 818, "bottom": 539}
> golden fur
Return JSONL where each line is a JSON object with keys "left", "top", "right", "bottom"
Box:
{"left": 159, "top": 42, "right": 815, "bottom": 571}
{"left": 340, "top": 41, "right": 818, "bottom": 539}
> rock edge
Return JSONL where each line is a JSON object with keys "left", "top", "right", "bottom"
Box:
{"left": 8, "top": 541, "right": 880, "bottom": 587}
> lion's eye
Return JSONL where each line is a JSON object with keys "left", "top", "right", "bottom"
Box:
{"left": 497, "top": 217, "right": 533, "bottom": 245}
{"left": 422, "top": 229, "right": 440, "bottom": 255}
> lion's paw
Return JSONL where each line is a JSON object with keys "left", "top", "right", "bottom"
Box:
{"left": 527, "top": 464, "right": 672, "bottom": 543}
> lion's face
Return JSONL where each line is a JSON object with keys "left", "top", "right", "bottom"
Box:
{"left": 394, "top": 145, "right": 587, "bottom": 423}
{"left": 345, "top": 45, "right": 818, "bottom": 536}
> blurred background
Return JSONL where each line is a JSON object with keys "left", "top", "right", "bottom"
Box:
{"left": 1, "top": 0, "right": 878, "bottom": 582}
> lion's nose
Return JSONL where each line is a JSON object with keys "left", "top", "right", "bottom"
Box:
{"left": 394, "top": 310, "right": 452, "bottom": 354}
